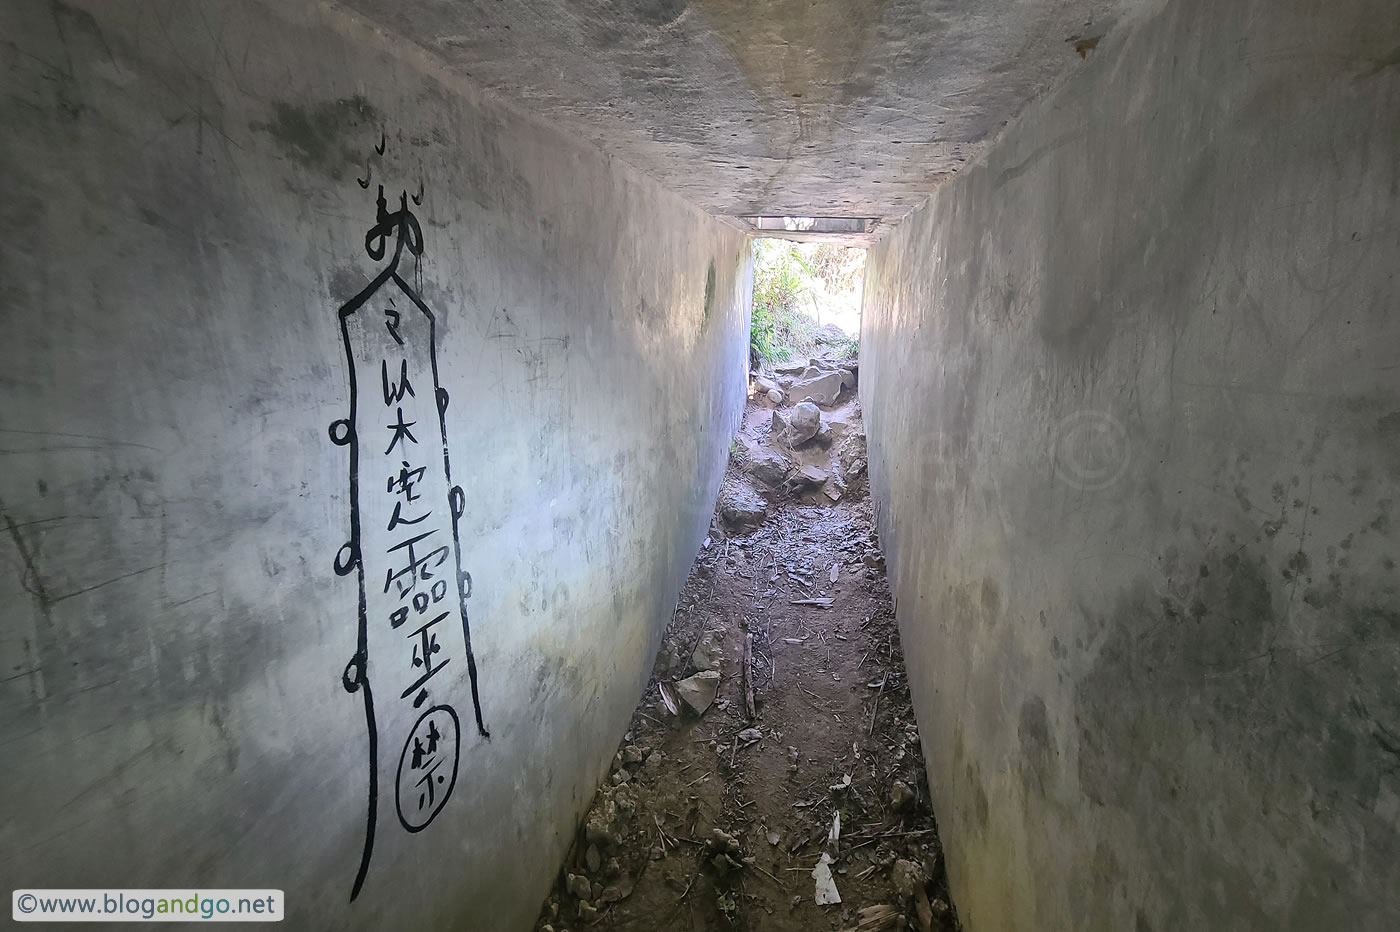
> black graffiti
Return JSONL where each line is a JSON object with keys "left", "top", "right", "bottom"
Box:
{"left": 330, "top": 172, "right": 489, "bottom": 903}
{"left": 382, "top": 359, "right": 415, "bottom": 405}
{"left": 396, "top": 705, "right": 459, "bottom": 832}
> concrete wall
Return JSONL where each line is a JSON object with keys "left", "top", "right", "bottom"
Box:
{"left": 0, "top": 2, "right": 749, "bottom": 928}
{"left": 862, "top": 0, "right": 1400, "bottom": 928}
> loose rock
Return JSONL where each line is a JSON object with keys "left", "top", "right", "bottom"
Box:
{"left": 890, "top": 780, "right": 915, "bottom": 812}
{"left": 786, "top": 370, "right": 844, "bottom": 406}
{"left": 674, "top": 670, "right": 720, "bottom": 715}
{"left": 747, "top": 447, "right": 793, "bottom": 486}
{"left": 787, "top": 402, "right": 823, "bottom": 445}
{"left": 789, "top": 464, "right": 829, "bottom": 491}
{"left": 891, "top": 859, "right": 925, "bottom": 899}
{"left": 566, "top": 873, "right": 591, "bottom": 899}
{"left": 719, "top": 484, "right": 767, "bottom": 526}
{"left": 692, "top": 630, "right": 724, "bottom": 671}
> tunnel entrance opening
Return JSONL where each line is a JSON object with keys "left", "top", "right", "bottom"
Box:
{"left": 745, "top": 217, "right": 876, "bottom": 236}
{"left": 534, "top": 237, "right": 960, "bottom": 932}
{"left": 749, "top": 237, "right": 866, "bottom": 376}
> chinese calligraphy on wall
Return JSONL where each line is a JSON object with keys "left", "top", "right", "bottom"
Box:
{"left": 330, "top": 181, "right": 489, "bottom": 902}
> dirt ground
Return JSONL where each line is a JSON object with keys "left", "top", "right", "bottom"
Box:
{"left": 535, "top": 384, "right": 960, "bottom": 932}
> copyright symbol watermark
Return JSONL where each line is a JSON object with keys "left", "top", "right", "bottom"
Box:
{"left": 1052, "top": 410, "right": 1130, "bottom": 491}
{"left": 16, "top": 894, "right": 36, "bottom": 913}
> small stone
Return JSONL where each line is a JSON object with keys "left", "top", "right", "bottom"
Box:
{"left": 753, "top": 375, "right": 782, "bottom": 397}
{"left": 621, "top": 745, "right": 645, "bottom": 767}
{"left": 585, "top": 844, "right": 601, "bottom": 873}
{"left": 658, "top": 638, "right": 683, "bottom": 673}
{"left": 577, "top": 901, "right": 597, "bottom": 921}
{"left": 737, "top": 727, "right": 763, "bottom": 743}
{"left": 674, "top": 670, "right": 721, "bottom": 715}
{"left": 719, "top": 484, "right": 767, "bottom": 526}
{"left": 787, "top": 402, "right": 822, "bottom": 445}
{"left": 767, "top": 388, "right": 783, "bottom": 403}
{"left": 612, "top": 785, "right": 637, "bottom": 813}
{"left": 584, "top": 796, "right": 621, "bottom": 847}
{"left": 692, "top": 630, "right": 724, "bottom": 671}
{"left": 747, "top": 447, "right": 793, "bottom": 486}
{"left": 890, "top": 780, "right": 915, "bottom": 813}
{"left": 766, "top": 830, "right": 782, "bottom": 846}
{"left": 708, "top": 827, "right": 742, "bottom": 855}
{"left": 591, "top": 882, "right": 603, "bottom": 902}
{"left": 566, "top": 873, "right": 591, "bottom": 900}
{"left": 605, "top": 857, "right": 622, "bottom": 878}
{"left": 891, "top": 858, "right": 925, "bottom": 899}
{"left": 789, "top": 464, "right": 828, "bottom": 491}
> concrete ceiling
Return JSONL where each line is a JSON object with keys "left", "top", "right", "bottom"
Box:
{"left": 336, "top": 0, "right": 1149, "bottom": 236}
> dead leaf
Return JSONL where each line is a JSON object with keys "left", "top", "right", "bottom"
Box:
{"left": 658, "top": 680, "right": 679, "bottom": 716}
{"left": 839, "top": 904, "right": 902, "bottom": 931}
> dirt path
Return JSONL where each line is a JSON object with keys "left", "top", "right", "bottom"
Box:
{"left": 536, "top": 389, "right": 959, "bottom": 932}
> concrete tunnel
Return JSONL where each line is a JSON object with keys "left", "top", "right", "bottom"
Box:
{"left": 1, "top": 0, "right": 1398, "bottom": 928}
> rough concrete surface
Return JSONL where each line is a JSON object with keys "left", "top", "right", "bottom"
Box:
{"left": 335, "top": 0, "right": 1153, "bottom": 228}
{"left": 0, "top": 2, "right": 748, "bottom": 929}
{"left": 862, "top": 0, "right": 1400, "bottom": 928}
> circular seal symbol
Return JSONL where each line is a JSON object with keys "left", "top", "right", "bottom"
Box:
{"left": 396, "top": 704, "right": 461, "bottom": 832}
{"left": 1052, "top": 410, "right": 1130, "bottom": 491}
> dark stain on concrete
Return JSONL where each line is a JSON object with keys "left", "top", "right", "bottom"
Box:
{"left": 980, "top": 577, "right": 1001, "bottom": 618}
{"left": 636, "top": 0, "right": 688, "bottom": 27}
{"left": 1018, "top": 695, "right": 1055, "bottom": 796}
{"left": 1371, "top": 498, "right": 1392, "bottom": 534}
{"left": 703, "top": 259, "right": 716, "bottom": 322}
{"left": 692, "top": 0, "right": 889, "bottom": 111}
{"left": 252, "top": 96, "right": 379, "bottom": 180}
{"left": 329, "top": 266, "right": 366, "bottom": 303}
{"left": 1360, "top": 44, "right": 1400, "bottom": 78}
{"left": 1074, "top": 531, "right": 1400, "bottom": 917}
{"left": 967, "top": 761, "right": 990, "bottom": 828}
{"left": 1068, "top": 34, "right": 1103, "bottom": 59}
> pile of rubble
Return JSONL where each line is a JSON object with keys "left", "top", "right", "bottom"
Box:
{"left": 751, "top": 355, "right": 858, "bottom": 409}
{"left": 717, "top": 353, "right": 867, "bottom": 526}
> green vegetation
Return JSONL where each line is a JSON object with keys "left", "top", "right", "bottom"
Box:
{"left": 749, "top": 238, "right": 865, "bottom": 367}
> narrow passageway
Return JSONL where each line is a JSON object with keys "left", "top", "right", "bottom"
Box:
{"left": 535, "top": 350, "right": 960, "bottom": 931}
